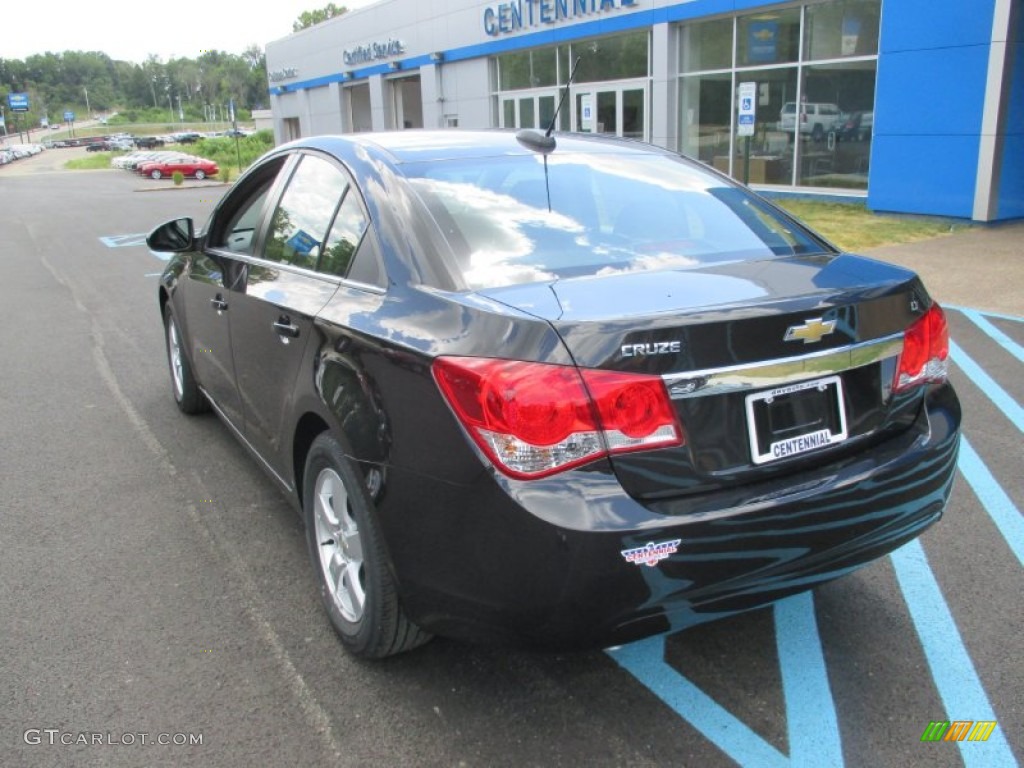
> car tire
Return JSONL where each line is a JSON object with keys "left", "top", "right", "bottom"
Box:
{"left": 304, "top": 432, "right": 431, "bottom": 659}
{"left": 163, "top": 304, "right": 207, "bottom": 414}
{"left": 151, "top": 169, "right": 162, "bottom": 180}
{"left": 811, "top": 124, "right": 824, "bottom": 142}
{"left": 195, "top": 170, "right": 206, "bottom": 180}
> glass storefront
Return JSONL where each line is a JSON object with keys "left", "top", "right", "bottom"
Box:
{"left": 679, "top": 0, "right": 880, "bottom": 190}
{"left": 494, "top": 31, "right": 650, "bottom": 140}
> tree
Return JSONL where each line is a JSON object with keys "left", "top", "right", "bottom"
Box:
{"left": 0, "top": 47, "right": 270, "bottom": 117}
{"left": 293, "top": 3, "right": 348, "bottom": 32}
{"left": 242, "top": 45, "right": 265, "bottom": 72}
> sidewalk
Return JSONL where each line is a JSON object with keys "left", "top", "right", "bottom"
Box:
{"left": 865, "top": 221, "right": 1023, "bottom": 317}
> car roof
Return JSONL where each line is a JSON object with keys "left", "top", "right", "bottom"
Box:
{"left": 282, "top": 129, "right": 675, "bottom": 165}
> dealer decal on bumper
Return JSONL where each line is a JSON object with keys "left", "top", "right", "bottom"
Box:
{"left": 621, "top": 539, "right": 682, "bottom": 567}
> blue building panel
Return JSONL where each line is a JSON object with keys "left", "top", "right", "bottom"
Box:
{"left": 997, "top": 135, "right": 1024, "bottom": 219}
{"left": 879, "top": 0, "right": 997, "bottom": 53}
{"left": 868, "top": 135, "right": 981, "bottom": 219}
{"left": 868, "top": 0, "right": 1009, "bottom": 219}
{"left": 873, "top": 46, "right": 989, "bottom": 137}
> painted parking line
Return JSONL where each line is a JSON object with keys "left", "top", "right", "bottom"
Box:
{"left": 959, "top": 436, "right": 1024, "bottom": 568}
{"left": 948, "top": 306, "right": 1024, "bottom": 325}
{"left": 99, "top": 233, "right": 149, "bottom": 248}
{"left": 99, "top": 232, "right": 170, "bottom": 276}
{"left": 949, "top": 339, "right": 1024, "bottom": 432}
{"left": 608, "top": 591, "right": 842, "bottom": 768}
{"left": 890, "top": 540, "right": 1017, "bottom": 767}
{"left": 957, "top": 307, "right": 1024, "bottom": 365}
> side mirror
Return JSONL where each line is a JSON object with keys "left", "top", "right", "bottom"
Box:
{"left": 147, "top": 217, "right": 195, "bottom": 252}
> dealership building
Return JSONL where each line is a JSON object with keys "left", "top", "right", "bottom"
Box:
{"left": 266, "top": 0, "right": 1022, "bottom": 221}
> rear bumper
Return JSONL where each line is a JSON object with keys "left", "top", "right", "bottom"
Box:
{"left": 379, "top": 382, "right": 960, "bottom": 649}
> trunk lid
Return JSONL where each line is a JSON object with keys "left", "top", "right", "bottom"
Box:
{"left": 479, "top": 253, "right": 928, "bottom": 498}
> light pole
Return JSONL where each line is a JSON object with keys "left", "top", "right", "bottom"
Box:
{"left": 83, "top": 87, "right": 91, "bottom": 119}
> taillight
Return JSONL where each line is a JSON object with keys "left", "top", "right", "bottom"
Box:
{"left": 894, "top": 304, "right": 950, "bottom": 393}
{"left": 432, "top": 357, "right": 684, "bottom": 479}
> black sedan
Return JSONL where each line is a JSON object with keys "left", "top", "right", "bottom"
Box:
{"left": 149, "top": 130, "right": 961, "bottom": 659}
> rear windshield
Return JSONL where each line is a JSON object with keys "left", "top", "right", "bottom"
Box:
{"left": 402, "top": 151, "right": 827, "bottom": 290}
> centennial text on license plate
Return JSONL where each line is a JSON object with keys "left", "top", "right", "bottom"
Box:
{"left": 745, "top": 376, "right": 848, "bottom": 465}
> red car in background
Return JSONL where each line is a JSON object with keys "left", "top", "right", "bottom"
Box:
{"left": 139, "top": 156, "right": 219, "bottom": 180}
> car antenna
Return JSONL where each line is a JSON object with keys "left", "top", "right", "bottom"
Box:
{"left": 514, "top": 56, "right": 581, "bottom": 212}
{"left": 515, "top": 56, "right": 581, "bottom": 155}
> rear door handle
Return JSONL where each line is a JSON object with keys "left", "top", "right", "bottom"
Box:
{"left": 210, "top": 295, "right": 228, "bottom": 312}
{"left": 273, "top": 318, "right": 300, "bottom": 339}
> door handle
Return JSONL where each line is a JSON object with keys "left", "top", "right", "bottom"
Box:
{"left": 273, "top": 319, "right": 300, "bottom": 339}
{"left": 210, "top": 295, "right": 228, "bottom": 312}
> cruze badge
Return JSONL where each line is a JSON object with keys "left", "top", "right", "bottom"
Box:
{"left": 621, "top": 539, "right": 682, "bottom": 567}
{"left": 621, "top": 341, "right": 681, "bottom": 358}
{"left": 784, "top": 317, "right": 837, "bottom": 344}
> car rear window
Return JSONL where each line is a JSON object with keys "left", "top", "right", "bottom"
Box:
{"left": 402, "top": 152, "right": 827, "bottom": 290}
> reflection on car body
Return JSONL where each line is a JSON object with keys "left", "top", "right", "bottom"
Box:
{"left": 149, "top": 130, "right": 960, "bottom": 659}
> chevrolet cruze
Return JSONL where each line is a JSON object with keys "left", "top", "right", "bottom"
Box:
{"left": 149, "top": 130, "right": 961, "bottom": 658}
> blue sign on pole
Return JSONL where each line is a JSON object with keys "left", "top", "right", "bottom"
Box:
{"left": 64, "top": 110, "right": 76, "bottom": 122}
{"left": 8, "top": 92, "right": 30, "bottom": 112}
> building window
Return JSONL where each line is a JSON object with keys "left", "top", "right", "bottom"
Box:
{"left": 494, "top": 31, "right": 650, "bottom": 140}
{"left": 737, "top": 8, "right": 801, "bottom": 67}
{"left": 498, "top": 48, "right": 558, "bottom": 90}
{"left": 680, "top": 18, "right": 733, "bottom": 73}
{"left": 678, "top": 1, "right": 880, "bottom": 191}
{"left": 804, "top": 0, "right": 881, "bottom": 61}
{"left": 496, "top": 31, "right": 649, "bottom": 92}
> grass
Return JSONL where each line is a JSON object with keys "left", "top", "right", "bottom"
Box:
{"left": 64, "top": 152, "right": 120, "bottom": 170}
{"left": 774, "top": 200, "right": 971, "bottom": 252}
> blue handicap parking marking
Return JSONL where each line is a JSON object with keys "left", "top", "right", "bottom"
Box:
{"left": 99, "top": 233, "right": 150, "bottom": 248}
{"left": 891, "top": 540, "right": 1017, "bottom": 768}
{"left": 608, "top": 591, "right": 843, "bottom": 768}
{"left": 605, "top": 306, "right": 1022, "bottom": 768}
{"left": 99, "top": 233, "right": 171, "bottom": 271}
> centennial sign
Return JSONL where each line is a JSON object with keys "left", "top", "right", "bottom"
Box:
{"left": 483, "top": 0, "right": 637, "bottom": 37}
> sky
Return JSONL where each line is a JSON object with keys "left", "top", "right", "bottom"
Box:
{"left": 2, "top": 0, "right": 379, "bottom": 64}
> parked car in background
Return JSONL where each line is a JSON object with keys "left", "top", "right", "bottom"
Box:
{"left": 116, "top": 151, "right": 191, "bottom": 171}
{"left": 148, "top": 130, "right": 961, "bottom": 659}
{"left": 139, "top": 156, "right": 218, "bottom": 179}
{"left": 4, "top": 144, "right": 43, "bottom": 159}
{"left": 112, "top": 151, "right": 153, "bottom": 169}
{"left": 134, "top": 136, "right": 166, "bottom": 149}
{"left": 838, "top": 110, "right": 874, "bottom": 142}
{"left": 779, "top": 102, "right": 842, "bottom": 141}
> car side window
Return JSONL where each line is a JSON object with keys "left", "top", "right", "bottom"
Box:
{"left": 318, "top": 187, "right": 369, "bottom": 278}
{"left": 209, "top": 155, "right": 288, "bottom": 255}
{"left": 221, "top": 186, "right": 270, "bottom": 255}
{"left": 346, "top": 230, "right": 386, "bottom": 288}
{"left": 263, "top": 154, "right": 348, "bottom": 271}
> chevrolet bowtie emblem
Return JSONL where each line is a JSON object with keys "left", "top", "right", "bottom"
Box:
{"left": 785, "top": 317, "right": 837, "bottom": 344}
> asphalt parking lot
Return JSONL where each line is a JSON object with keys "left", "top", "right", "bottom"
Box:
{"left": 2, "top": 150, "right": 1021, "bottom": 768}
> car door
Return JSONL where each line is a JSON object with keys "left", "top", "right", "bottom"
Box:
{"left": 227, "top": 152, "right": 351, "bottom": 477}
{"left": 191, "top": 153, "right": 291, "bottom": 429}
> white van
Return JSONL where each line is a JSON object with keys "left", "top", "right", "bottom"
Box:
{"left": 779, "top": 102, "right": 842, "bottom": 140}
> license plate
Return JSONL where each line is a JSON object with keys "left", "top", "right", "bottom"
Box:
{"left": 745, "top": 376, "right": 848, "bottom": 465}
